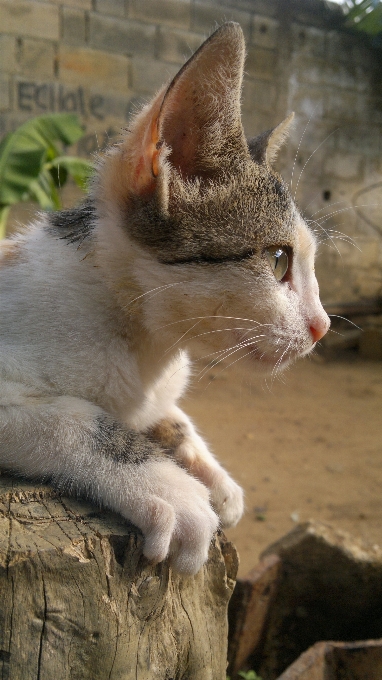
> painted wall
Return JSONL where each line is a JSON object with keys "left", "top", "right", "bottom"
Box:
{"left": 1, "top": 0, "right": 381, "bottom": 303}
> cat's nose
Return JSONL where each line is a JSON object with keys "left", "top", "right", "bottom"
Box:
{"left": 309, "top": 315, "right": 330, "bottom": 344}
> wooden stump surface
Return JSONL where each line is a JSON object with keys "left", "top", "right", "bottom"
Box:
{"left": 0, "top": 474, "right": 238, "bottom": 680}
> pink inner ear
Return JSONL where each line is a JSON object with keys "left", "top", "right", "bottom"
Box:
{"left": 155, "top": 23, "right": 245, "bottom": 181}
{"left": 127, "top": 23, "right": 245, "bottom": 192}
{"left": 162, "top": 106, "right": 200, "bottom": 178}
{"left": 128, "top": 90, "right": 165, "bottom": 197}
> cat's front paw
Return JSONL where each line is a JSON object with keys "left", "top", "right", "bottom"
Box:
{"left": 210, "top": 470, "right": 244, "bottom": 528}
{"left": 122, "top": 459, "right": 219, "bottom": 576}
{"left": 175, "top": 435, "right": 244, "bottom": 528}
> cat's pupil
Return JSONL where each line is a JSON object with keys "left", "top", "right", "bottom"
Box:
{"left": 265, "top": 246, "right": 289, "bottom": 281}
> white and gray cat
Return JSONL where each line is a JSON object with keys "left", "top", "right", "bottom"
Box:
{"left": 0, "top": 23, "right": 329, "bottom": 575}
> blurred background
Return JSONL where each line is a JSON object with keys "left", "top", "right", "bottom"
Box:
{"left": 0, "top": 0, "right": 381, "bottom": 575}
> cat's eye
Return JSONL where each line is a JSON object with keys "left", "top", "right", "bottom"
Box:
{"left": 265, "top": 246, "right": 289, "bottom": 281}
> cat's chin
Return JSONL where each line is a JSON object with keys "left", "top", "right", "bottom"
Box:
{"left": 234, "top": 342, "right": 310, "bottom": 376}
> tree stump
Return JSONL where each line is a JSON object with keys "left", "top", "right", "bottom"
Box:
{"left": 0, "top": 474, "right": 238, "bottom": 680}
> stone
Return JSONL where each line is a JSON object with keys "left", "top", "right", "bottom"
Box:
{"left": 129, "top": 0, "right": 191, "bottom": 30}
{"left": 191, "top": 2, "right": 252, "bottom": 40}
{"left": 324, "top": 152, "right": 362, "bottom": 180}
{"left": 246, "top": 46, "right": 278, "bottom": 81}
{"left": 0, "top": 0, "right": 59, "bottom": 41}
{"left": 0, "top": 75, "right": 10, "bottom": 111}
{"left": 16, "top": 38, "right": 56, "bottom": 79}
{"left": 130, "top": 57, "right": 179, "bottom": 93}
{"left": 89, "top": 13, "right": 156, "bottom": 56}
{"left": 228, "top": 521, "right": 382, "bottom": 679}
{"left": 277, "top": 639, "right": 382, "bottom": 680}
{"left": 243, "top": 78, "right": 277, "bottom": 115}
{"left": 156, "top": 27, "right": 203, "bottom": 64}
{"left": 228, "top": 553, "right": 281, "bottom": 677}
{"left": 0, "top": 35, "right": 16, "bottom": 73}
{"left": 58, "top": 46, "right": 130, "bottom": 91}
{"left": 94, "top": 0, "right": 126, "bottom": 18}
{"left": 62, "top": 7, "right": 87, "bottom": 46}
{"left": 251, "top": 15, "right": 279, "bottom": 49}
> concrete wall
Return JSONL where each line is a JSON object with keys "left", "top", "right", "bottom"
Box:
{"left": 1, "top": 0, "right": 382, "bottom": 304}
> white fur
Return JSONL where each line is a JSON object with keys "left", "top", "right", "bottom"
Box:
{"left": 0, "top": 23, "right": 329, "bottom": 575}
{"left": 0, "top": 206, "right": 327, "bottom": 576}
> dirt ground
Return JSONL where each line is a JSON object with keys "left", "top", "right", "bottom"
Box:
{"left": 181, "top": 352, "right": 382, "bottom": 577}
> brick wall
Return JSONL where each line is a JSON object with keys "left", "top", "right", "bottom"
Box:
{"left": 1, "top": 0, "right": 382, "bottom": 304}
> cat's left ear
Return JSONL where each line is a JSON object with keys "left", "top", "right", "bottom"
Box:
{"left": 248, "top": 113, "right": 295, "bottom": 166}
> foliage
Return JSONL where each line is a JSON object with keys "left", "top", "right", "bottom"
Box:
{"left": 342, "top": 0, "right": 382, "bottom": 37}
{"left": 0, "top": 113, "right": 93, "bottom": 239}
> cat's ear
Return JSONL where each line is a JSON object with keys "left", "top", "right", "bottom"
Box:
{"left": 116, "top": 22, "right": 246, "bottom": 198}
{"left": 156, "top": 21, "right": 245, "bottom": 180}
{"left": 248, "top": 113, "right": 295, "bottom": 167}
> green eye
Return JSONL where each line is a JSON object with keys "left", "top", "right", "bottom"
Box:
{"left": 265, "top": 246, "right": 289, "bottom": 281}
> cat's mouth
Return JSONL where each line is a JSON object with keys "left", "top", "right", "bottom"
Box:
{"left": 232, "top": 331, "right": 302, "bottom": 368}
{"left": 231, "top": 333, "right": 280, "bottom": 366}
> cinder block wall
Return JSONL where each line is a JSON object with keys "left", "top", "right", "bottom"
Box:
{"left": 1, "top": 0, "right": 382, "bottom": 304}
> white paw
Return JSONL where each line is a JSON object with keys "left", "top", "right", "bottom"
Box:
{"left": 121, "top": 459, "right": 219, "bottom": 576}
{"left": 210, "top": 470, "right": 244, "bottom": 528}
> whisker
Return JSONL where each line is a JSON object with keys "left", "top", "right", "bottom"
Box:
{"left": 315, "top": 204, "right": 381, "bottom": 226}
{"left": 163, "top": 319, "right": 203, "bottom": 355}
{"left": 155, "top": 315, "right": 271, "bottom": 332}
{"left": 309, "top": 199, "right": 348, "bottom": 219}
{"left": 198, "top": 338, "right": 268, "bottom": 384}
{"left": 293, "top": 129, "right": 339, "bottom": 202}
{"left": 308, "top": 218, "right": 343, "bottom": 258}
{"left": 328, "top": 314, "right": 362, "bottom": 330}
{"left": 210, "top": 347, "right": 262, "bottom": 380}
{"left": 195, "top": 336, "right": 267, "bottom": 382}
{"left": 290, "top": 105, "right": 320, "bottom": 193}
{"left": 302, "top": 190, "right": 325, "bottom": 216}
{"left": 126, "top": 281, "right": 186, "bottom": 308}
{"left": 327, "top": 328, "right": 346, "bottom": 337}
{"left": 271, "top": 342, "right": 292, "bottom": 381}
{"left": 164, "top": 325, "right": 258, "bottom": 355}
{"left": 311, "top": 228, "right": 362, "bottom": 252}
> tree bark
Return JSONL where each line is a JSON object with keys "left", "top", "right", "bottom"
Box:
{"left": 0, "top": 474, "right": 238, "bottom": 680}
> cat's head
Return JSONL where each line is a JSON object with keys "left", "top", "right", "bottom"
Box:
{"left": 95, "top": 22, "right": 330, "bottom": 373}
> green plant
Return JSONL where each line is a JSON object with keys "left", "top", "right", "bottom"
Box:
{"left": 0, "top": 113, "right": 93, "bottom": 239}
{"left": 343, "top": 0, "right": 382, "bottom": 36}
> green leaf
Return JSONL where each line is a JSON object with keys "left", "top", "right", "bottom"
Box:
{"left": 345, "top": 0, "right": 382, "bottom": 35}
{"left": 0, "top": 206, "right": 10, "bottom": 241}
{"left": 49, "top": 156, "right": 93, "bottom": 190}
{"left": 0, "top": 114, "right": 85, "bottom": 207}
{"left": 29, "top": 168, "right": 61, "bottom": 211}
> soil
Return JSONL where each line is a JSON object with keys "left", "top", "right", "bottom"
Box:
{"left": 181, "top": 353, "right": 382, "bottom": 577}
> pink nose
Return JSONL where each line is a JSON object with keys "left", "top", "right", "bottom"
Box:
{"left": 310, "top": 323, "right": 328, "bottom": 344}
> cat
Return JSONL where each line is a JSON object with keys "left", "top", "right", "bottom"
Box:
{"left": 0, "top": 22, "right": 329, "bottom": 576}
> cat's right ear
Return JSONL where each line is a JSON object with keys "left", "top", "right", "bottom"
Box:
{"left": 248, "top": 113, "right": 295, "bottom": 167}
{"left": 102, "top": 22, "right": 246, "bottom": 204}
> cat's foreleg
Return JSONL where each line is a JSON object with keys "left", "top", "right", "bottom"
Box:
{"left": 0, "top": 388, "right": 218, "bottom": 575}
{"left": 147, "top": 406, "right": 244, "bottom": 528}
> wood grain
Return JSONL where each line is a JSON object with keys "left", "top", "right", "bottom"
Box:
{"left": 0, "top": 474, "right": 238, "bottom": 680}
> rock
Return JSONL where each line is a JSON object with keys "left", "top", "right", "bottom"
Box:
{"left": 228, "top": 521, "right": 382, "bottom": 679}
